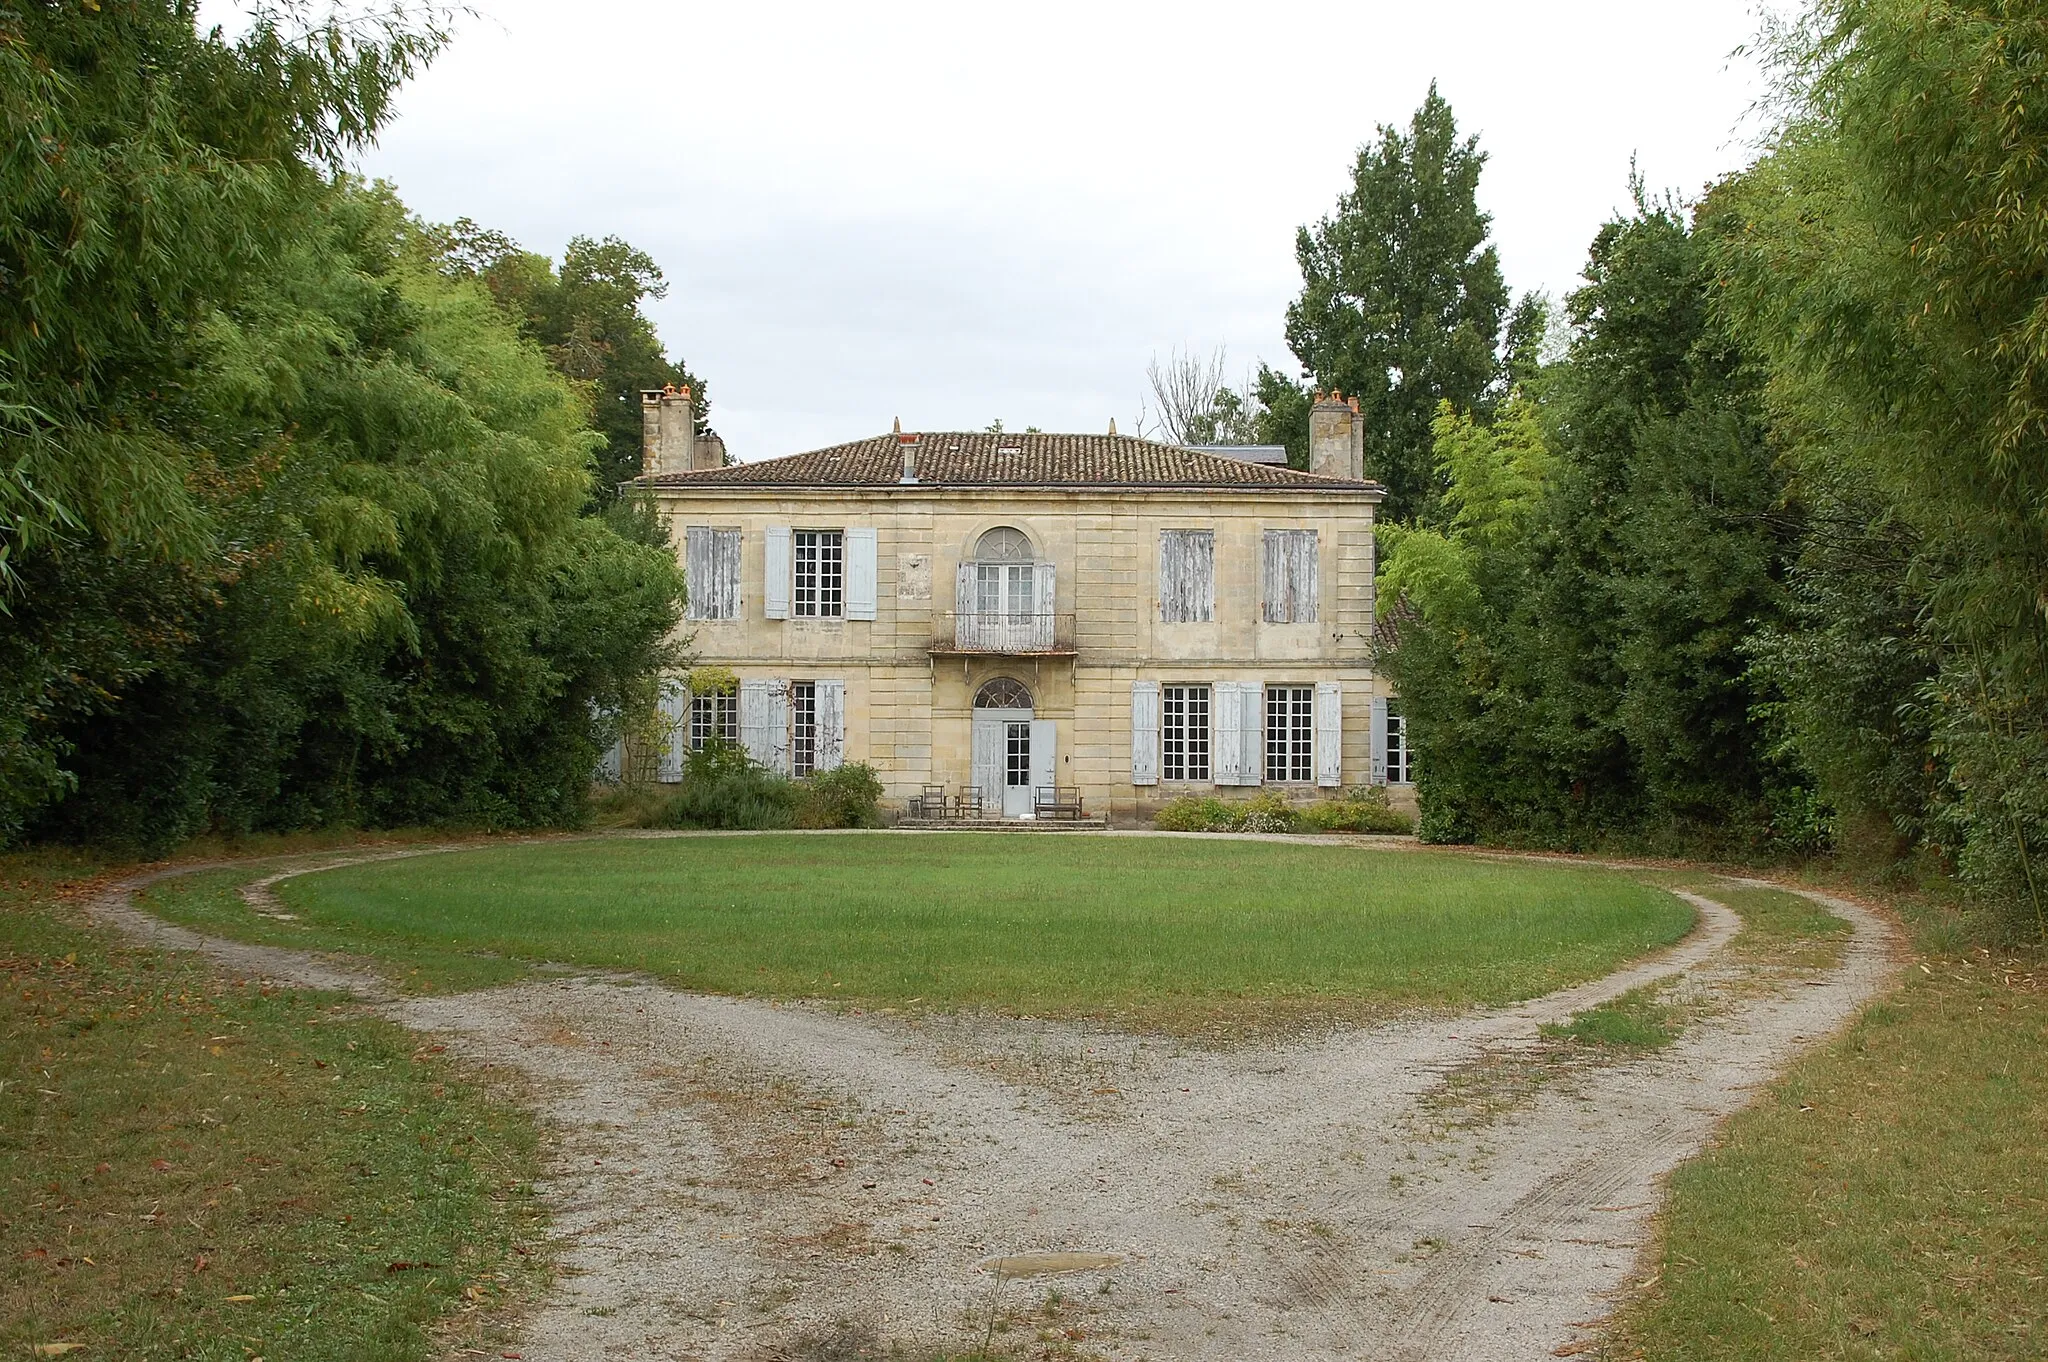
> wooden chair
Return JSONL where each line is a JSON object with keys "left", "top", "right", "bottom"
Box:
{"left": 953, "top": 787, "right": 983, "bottom": 820}
{"left": 1033, "top": 786, "right": 1085, "bottom": 820}
{"left": 910, "top": 784, "right": 947, "bottom": 819}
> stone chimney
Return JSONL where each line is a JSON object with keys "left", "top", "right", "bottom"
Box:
{"left": 1309, "top": 391, "right": 1365, "bottom": 480}
{"left": 640, "top": 385, "right": 712, "bottom": 476}
{"left": 897, "top": 419, "right": 918, "bottom": 483}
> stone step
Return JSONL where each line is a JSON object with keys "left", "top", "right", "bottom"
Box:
{"left": 894, "top": 818, "right": 1108, "bottom": 832}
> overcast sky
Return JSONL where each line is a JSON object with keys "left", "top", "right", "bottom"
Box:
{"left": 224, "top": 2, "right": 1775, "bottom": 458}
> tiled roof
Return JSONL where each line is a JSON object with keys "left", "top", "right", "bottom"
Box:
{"left": 633, "top": 432, "right": 1381, "bottom": 492}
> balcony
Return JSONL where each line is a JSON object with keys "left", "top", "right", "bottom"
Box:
{"left": 928, "top": 611, "right": 1077, "bottom": 656}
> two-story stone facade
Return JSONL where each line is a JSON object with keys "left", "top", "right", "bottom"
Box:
{"left": 627, "top": 388, "right": 1413, "bottom": 824}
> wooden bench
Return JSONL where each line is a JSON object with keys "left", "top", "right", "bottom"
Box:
{"left": 1033, "top": 786, "right": 1086, "bottom": 820}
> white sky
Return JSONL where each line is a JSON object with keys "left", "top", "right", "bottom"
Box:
{"left": 216, "top": 2, "right": 1774, "bottom": 458}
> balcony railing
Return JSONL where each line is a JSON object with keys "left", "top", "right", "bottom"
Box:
{"left": 929, "top": 611, "right": 1077, "bottom": 655}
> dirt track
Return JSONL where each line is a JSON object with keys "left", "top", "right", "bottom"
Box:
{"left": 88, "top": 842, "right": 1898, "bottom": 1361}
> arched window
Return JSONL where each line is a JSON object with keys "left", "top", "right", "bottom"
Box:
{"left": 973, "top": 677, "right": 1033, "bottom": 710}
{"left": 975, "top": 526, "right": 1033, "bottom": 562}
{"left": 972, "top": 527, "right": 1036, "bottom": 621}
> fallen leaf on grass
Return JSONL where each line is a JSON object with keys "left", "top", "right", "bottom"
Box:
{"left": 1551, "top": 1342, "right": 1597, "bottom": 1358}
{"left": 36, "top": 1344, "right": 87, "bottom": 1357}
{"left": 224, "top": 1293, "right": 257, "bottom": 1302}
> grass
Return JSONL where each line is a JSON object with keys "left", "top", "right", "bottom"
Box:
{"left": 1, "top": 850, "right": 548, "bottom": 1361}
{"left": 1541, "top": 982, "right": 1681, "bottom": 1049}
{"left": 239, "top": 834, "right": 1696, "bottom": 1030}
{"left": 1603, "top": 879, "right": 2048, "bottom": 1361}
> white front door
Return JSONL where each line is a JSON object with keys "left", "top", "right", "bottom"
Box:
{"left": 972, "top": 706, "right": 1034, "bottom": 817}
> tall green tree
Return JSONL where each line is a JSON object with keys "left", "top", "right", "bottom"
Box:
{"left": 1717, "top": 0, "right": 2048, "bottom": 929}
{"left": 428, "top": 221, "right": 712, "bottom": 498}
{"left": 1282, "top": 84, "right": 1511, "bottom": 519}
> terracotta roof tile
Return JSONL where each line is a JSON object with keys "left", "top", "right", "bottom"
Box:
{"left": 633, "top": 432, "right": 1381, "bottom": 493}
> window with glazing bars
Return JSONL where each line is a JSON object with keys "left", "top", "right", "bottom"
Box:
{"left": 1387, "top": 707, "right": 1413, "bottom": 784}
{"left": 1006, "top": 721, "right": 1031, "bottom": 788}
{"left": 793, "top": 530, "right": 844, "bottom": 617}
{"left": 1266, "top": 685, "right": 1314, "bottom": 783}
{"left": 688, "top": 693, "right": 738, "bottom": 749}
{"left": 790, "top": 681, "right": 818, "bottom": 776}
{"left": 1162, "top": 684, "right": 1211, "bottom": 782}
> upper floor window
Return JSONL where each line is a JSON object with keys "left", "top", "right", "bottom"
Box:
{"left": 684, "top": 526, "right": 740, "bottom": 620}
{"left": 794, "top": 530, "right": 844, "bottom": 617}
{"left": 1262, "top": 529, "right": 1319, "bottom": 624}
{"left": 973, "top": 526, "right": 1036, "bottom": 619}
{"left": 1159, "top": 530, "right": 1214, "bottom": 623}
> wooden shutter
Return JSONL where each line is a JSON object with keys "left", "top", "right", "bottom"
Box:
{"left": 739, "top": 680, "right": 774, "bottom": 766}
{"left": 710, "top": 528, "right": 740, "bottom": 617}
{"left": 658, "top": 680, "right": 689, "bottom": 782}
{"left": 1212, "top": 681, "right": 1241, "bottom": 785}
{"left": 1241, "top": 684, "right": 1267, "bottom": 786}
{"left": 768, "top": 681, "right": 791, "bottom": 774}
{"left": 1030, "top": 719, "right": 1056, "bottom": 792}
{"left": 845, "top": 528, "right": 878, "bottom": 621}
{"left": 1316, "top": 680, "right": 1343, "bottom": 788}
{"left": 1159, "top": 531, "right": 1214, "bottom": 623}
{"left": 684, "top": 526, "right": 713, "bottom": 620}
{"left": 954, "top": 561, "right": 975, "bottom": 649}
{"left": 763, "top": 526, "right": 791, "bottom": 620}
{"left": 1370, "top": 695, "right": 1389, "bottom": 785}
{"left": 971, "top": 716, "right": 1003, "bottom": 812}
{"left": 1262, "top": 530, "right": 1320, "bottom": 623}
{"left": 1130, "top": 681, "right": 1160, "bottom": 786}
{"left": 816, "top": 679, "right": 845, "bottom": 770}
{"left": 1034, "top": 559, "right": 1057, "bottom": 636}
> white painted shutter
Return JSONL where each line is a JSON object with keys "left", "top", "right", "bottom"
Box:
{"left": 816, "top": 679, "right": 845, "bottom": 771}
{"left": 768, "top": 681, "right": 791, "bottom": 775}
{"left": 1034, "top": 559, "right": 1056, "bottom": 637}
{"left": 1213, "top": 681, "right": 1242, "bottom": 785}
{"left": 658, "top": 680, "right": 689, "bottom": 782}
{"left": 971, "top": 717, "right": 1003, "bottom": 812}
{"left": 1316, "top": 681, "right": 1343, "bottom": 788}
{"left": 845, "top": 528, "right": 878, "bottom": 621}
{"left": 1370, "top": 695, "right": 1390, "bottom": 785}
{"left": 763, "top": 525, "right": 791, "bottom": 620}
{"left": 597, "top": 736, "right": 623, "bottom": 783}
{"left": 739, "top": 680, "right": 774, "bottom": 766}
{"left": 710, "top": 528, "right": 741, "bottom": 618}
{"left": 1130, "top": 680, "right": 1160, "bottom": 786}
{"left": 1245, "top": 684, "right": 1269, "bottom": 786}
{"left": 1030, "top": 719, "right": 1056, "bottom": 792}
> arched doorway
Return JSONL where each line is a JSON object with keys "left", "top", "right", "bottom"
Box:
{"left": 972, "top": 678, "right": 1053, "bottom": 818}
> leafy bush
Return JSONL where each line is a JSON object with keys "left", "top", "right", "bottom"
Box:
{"left": 1152, "top": 792, "right": 1302, "bottom": 834}
{"left": 795, "top": 763, "right": 884, "bottom": 829}
{"left": 1301, "top": 786, "right": 1416, "bottom": 835}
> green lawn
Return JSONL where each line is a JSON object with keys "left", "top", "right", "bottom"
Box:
{"left": 1, "top": 851, "right": 546, "bottom": 1362}
{"left": 227, "top": 834, "right": 1695, "bottom": 1028}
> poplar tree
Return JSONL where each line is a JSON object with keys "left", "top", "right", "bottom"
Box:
{"left": 1283, "top": 84, "right": 1509, "bottom": 522}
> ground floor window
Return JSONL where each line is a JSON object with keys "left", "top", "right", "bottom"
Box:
{"left": 1163, "top": 684, "right": 1211, "bottom": 781}
{"left": 1387, "top": 705, "right": 1413, "bottom": 784}
{"left": 689, "top": 692, "right": 738, "bottom": 750}
{"left": 1266, "top": 685, "right": 1314, "bottom": 783}
{"left": 791, "top": 681, "right": 818, "bottom": 776}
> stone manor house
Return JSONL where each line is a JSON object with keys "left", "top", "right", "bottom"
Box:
{"left": 624, "top": 387, "right": 1414, "bottom": 823}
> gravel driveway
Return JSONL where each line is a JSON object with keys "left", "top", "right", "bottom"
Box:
{"left": 90, "top": 843, "right": 1898, "bottom": 1361}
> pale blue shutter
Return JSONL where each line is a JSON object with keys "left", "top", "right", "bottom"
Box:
{"left": 1316, "top": 681, "right": 1343, "bottom": 788}
{"left": 1030, "top": 719, "right": 1056, "bottom": 793}
{"left": 816, "top": 679, "right": 846, "bottom": 771}
{"left": 739, "top": 680, "right": 774, "bottom": 765}
{"left": 1213, "top": 682, "right": 1242, "bottom": 785}
{"left": 1131, "top": 681, "right": 1160, "bottom": 786}
{"left": 658, "top": 680, "right": 689, "bottom": 783}
{"left": 767, "top": 681, "right": 791, "bottom": 775}
{"left": 1370, "top": 695, "right": 1389, "bottom": 785}
{"left": 763, "top": 526, "right": 791, "bottom": 620}
{"left": 845, "top": 529, "right": 878, "bottom": 621}
{"left": 1239, "top": 684, "right": 1267, "bottom": 787}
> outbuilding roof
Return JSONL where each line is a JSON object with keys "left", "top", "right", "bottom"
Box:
{"left": 632, "top": 431, "right": 1381, "bottom": 493}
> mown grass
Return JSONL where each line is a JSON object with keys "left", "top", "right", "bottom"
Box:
{"left": 250, "top": 834, "right": 1695, "bottom": 1029}
{"left": 1605, "top": 887, "right": 2048, "bottom": 1361}
{"left": 0, "top": 851, "right": 547, "bottom": 1361}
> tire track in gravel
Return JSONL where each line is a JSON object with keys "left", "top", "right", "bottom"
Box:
{"left": 81, "top": 841, "right": 1898, "bottom": 1362}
